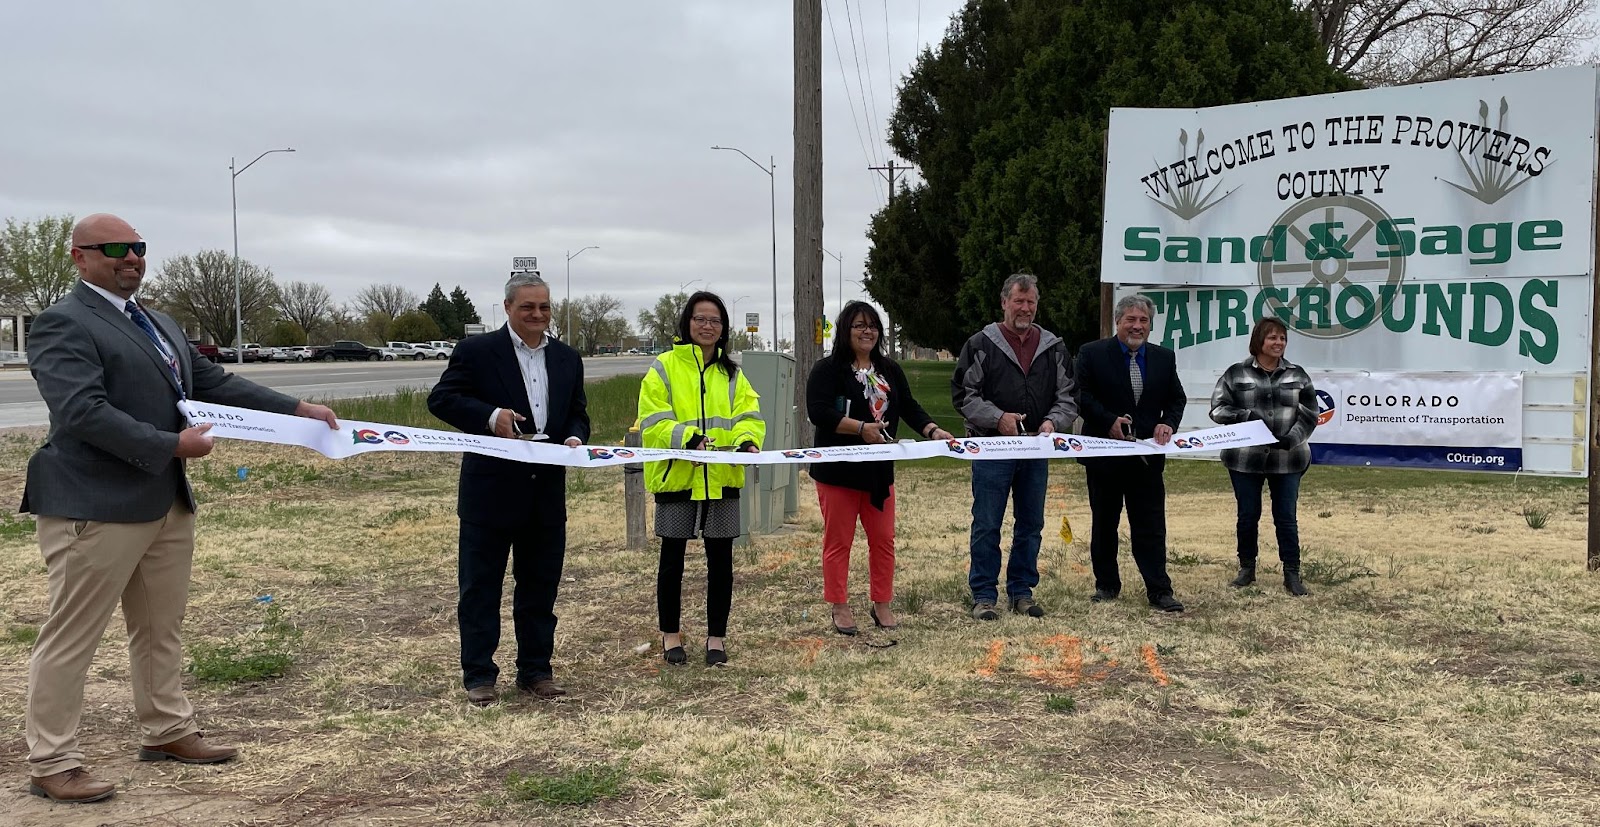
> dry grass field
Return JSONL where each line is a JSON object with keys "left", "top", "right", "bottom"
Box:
{"left": 0, "top": 420, "right": 1597, "bottom": 826}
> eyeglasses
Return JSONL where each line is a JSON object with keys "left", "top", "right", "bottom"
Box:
{"left": 76, "top": 242, "right": 147, "bottom": 258}
{"left": 850, "top": 323, "right": 880, "bottom": 332}
{"left": 691, "top": 316, "right": 723, "bottom": 328}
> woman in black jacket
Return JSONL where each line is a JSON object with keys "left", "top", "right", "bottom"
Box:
{"left": 805, "top": 301, "right": 953, "bottom": 634}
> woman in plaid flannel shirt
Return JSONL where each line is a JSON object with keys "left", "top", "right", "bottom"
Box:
{"left": 1208, "top": 317, "right": 1319, "bottom": 596}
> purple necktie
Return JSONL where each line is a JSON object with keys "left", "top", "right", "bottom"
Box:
{"left": 125, "top": 301, "right": 185, "bottom": 398}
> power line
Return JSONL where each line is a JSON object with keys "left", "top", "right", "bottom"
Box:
{"left": 841, "top": 0, "right": 885, "bottom": 168}
{"left": 826, "top": 0, "right": 887, "bottom": 204}
{"left": 849, "top": 0, "right": 887, "bottom": 168}
{"left": 884, "top": 0, "right": 894, "bottom": 113}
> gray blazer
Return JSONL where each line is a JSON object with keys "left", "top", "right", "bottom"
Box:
{"left": 21, "top": 281, "right": 300, "bottom": 522}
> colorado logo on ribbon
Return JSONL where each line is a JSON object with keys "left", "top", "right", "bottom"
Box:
{"left": 383, "top": 431, "right": 410, "bottom": 445}
{"left": 352, "top": 429, "right": 383, "bottom": 445}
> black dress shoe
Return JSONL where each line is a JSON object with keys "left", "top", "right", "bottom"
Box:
{"left": 1150, "top": 593, "right": 1185, "bottom": 613}
{"left": 705, "top": 644, "right": 728, "bottom": 667}
{"left": 1284, "top": 571, "right": 1310, "bottom": 596}
{"left": 663, "top": 646, "right": 687, "bottom": 665}
{"left": 1090, "top": 589, "right": 1120, "bottom": 603}
{"left": 1229, "top": 565, "right": 1256, "bottom": 588}
{"left": 868, "top": 606, "right": 898, "bottom": 630}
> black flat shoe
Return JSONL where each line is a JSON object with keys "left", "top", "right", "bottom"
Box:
{"left": 705, "top": 644, "right": 728, "bottom": 667}
{"left": 663, "top": 646, "right": 687, "bottom": 665}
{"left": 868, "top": 606, "right": 898, "bottom": 631}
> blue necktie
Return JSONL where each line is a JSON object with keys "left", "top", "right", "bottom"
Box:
{"left": 125, "top": 301, "right": 185, "bottom": 398}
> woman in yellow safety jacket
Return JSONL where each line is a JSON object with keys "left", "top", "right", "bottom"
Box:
{"left": 637, "top": 291, "right": 765, "bottom": 667}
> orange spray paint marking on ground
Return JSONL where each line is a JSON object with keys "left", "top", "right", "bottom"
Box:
{"left": 1088, "top": 643, "right": 1120, "bottom": 682}
{"left": 1026, "top": 635, "right": 1082, "bottom": 687}
{"left": 977, "top": 640, "right": 1006, "bottom": 677}
{"left": 1141, "top": 643, "right": 1171, "bottom": 687}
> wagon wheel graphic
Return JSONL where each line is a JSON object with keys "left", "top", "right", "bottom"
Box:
{"left": 1257, "top": 194, "right": 1406, "bottom": 340}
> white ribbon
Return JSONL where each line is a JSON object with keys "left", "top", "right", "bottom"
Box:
{"left": 179, "top": 400, "right": 1276, "bottom": 468}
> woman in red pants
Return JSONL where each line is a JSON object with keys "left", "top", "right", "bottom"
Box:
{"left": 805, "top": 301, "right": 953, "bottom": 634}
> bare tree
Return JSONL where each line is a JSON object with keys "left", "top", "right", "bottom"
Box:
{"left": 144, "top": 250, "right": 279, "bottom": 346}
{"left": 1303, "top": 0, "right": 1597, "bottom": 85}
{"left": 277, "top": 280, "right": 334, "bottom": 341}
{"left": 352, "top": 283, "right": 419, "bottom": 325}
{"left": 0, "top": 215, "right": 77, "bottom": 313}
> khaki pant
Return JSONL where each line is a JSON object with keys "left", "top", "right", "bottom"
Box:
{"left": 26, "top": 503, "right": 199, "bottom": 776}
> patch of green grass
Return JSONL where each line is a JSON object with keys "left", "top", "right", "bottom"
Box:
{"left": 1317, "top": 510, "right": 1333, "bottom": 518}
{"left": 0, "top": 514, "right": 37, "bottom": 538}
{"left": 7, "top": 625, "right": 39, "bottom": 646}
{"left": 785, "top": 688, "right": 809, "bottom": 704}
{"left": 898, "top": 583, "right": 928, "bottom": 615}
{"left": 504, "top": 762, "right": 626, "bottom": 806}
{"left": 372, "top": 506, "right": 434, "bottom": 527}
{"left": 1566, "top": 673, "right": 1587, "bottom": 687}
{"left": 1044, "top": 694, "right": 1076, "bottom": 713}
{"left": 187, "top": 603, "right": 302, "bottom": 684}
{"left": 1523, "top": 506, "right": 1549, "bottom": 530}
{"left": 1300, "top": 553, "right": 1378, "bottom": 587}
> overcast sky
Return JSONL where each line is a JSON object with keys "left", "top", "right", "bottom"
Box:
{"left": 0, "top": 0, "right": 965, "bottom": 335}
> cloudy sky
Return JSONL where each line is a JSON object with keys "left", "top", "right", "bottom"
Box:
{"left": 0, "top": 0, "right": 965, "bottom": 335}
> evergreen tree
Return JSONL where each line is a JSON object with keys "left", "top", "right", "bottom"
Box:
{"left": 869, "top": 0, "right": 1355, "bottom": 351}
{"left": 419, "top": 283, "right": 459, "bottom": 338}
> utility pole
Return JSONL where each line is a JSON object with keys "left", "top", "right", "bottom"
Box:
{"left": 870, "top": 158, "right": 905, "bottom": 204}
{"left": 794, "top": 0, "right": 823, "bottom": 447}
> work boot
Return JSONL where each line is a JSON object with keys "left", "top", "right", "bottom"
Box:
{"left": 1229, "top": 565, "right": 1256, "bottom": 588}
{"left": 1284, "top": 571, "right": 1310, "bottom": 596}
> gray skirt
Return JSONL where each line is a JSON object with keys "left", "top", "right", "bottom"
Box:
{"left": 655, "top": 498, "right": 741, "bottom": 540}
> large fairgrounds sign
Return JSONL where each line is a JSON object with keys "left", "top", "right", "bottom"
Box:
{"left": 1100, "top": 68, "right": 1599, "bottom": 475}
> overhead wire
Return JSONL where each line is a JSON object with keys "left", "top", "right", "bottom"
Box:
{"left": 825, "top": 0, "right": 888, "bottom": 204}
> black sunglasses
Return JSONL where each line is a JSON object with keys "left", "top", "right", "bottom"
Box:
{"left": 77, "top": 242, "right": 147, "bottom": 258}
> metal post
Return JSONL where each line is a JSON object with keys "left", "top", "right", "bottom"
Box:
{"left": 229, "top": 147, "right": 295, "bottom": 364}
{"left": 769, "top": 154, "right": 778, "bottom": 353}
{"left": 624, "top": 426, "right": 647, "bottom": 550}
{"left": 230, "top": 157, "right": 241, "bottom": 364}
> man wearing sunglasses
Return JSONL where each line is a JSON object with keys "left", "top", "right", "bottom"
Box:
{"left": 20, "top": 213, "right": 339, "bottom": 803}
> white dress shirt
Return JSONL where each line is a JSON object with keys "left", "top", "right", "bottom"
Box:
{"left": 83, "top": 281, "right": 177, "bottom": 356}
{"left": 488, "top": 326, "right": 550, "bottom": 435}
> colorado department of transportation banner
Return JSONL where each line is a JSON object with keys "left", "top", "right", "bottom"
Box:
{"left": 1101, "top": 67, "right": 1598, "bottom": 287}
{"left": 1307, "top": 371, "right": 1523, "bottom": 471}
{"left": 179, "top": 401, "right": 1274, "bottom": 467}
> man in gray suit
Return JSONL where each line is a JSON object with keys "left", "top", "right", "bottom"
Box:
{"left": 20, "top": 213, "right": 338, "bottom": 803}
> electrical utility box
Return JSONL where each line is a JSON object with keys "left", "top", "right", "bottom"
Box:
{"left": 737, "top": 351, "right": 797, "bottom": 545}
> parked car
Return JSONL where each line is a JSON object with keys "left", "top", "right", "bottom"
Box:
{"left": 308, "top": 341, "right": 383, "bottom": 362}
{"left": 281, "top": 345, "right": 313, "bottom": 361}
{"left": 238, "top": 342, "right": 267, "bottom": 363}
{"left": 214, "top": 346, "right": 238, "bottom": 362}
{"left": 427, "top": 340, "right": 456, "bottom": 358}
{"left": 409, "top": 343, "right": 447, "bottom": 360}
{"left": 385, "top": 341, "right": 428, "bottom": 360}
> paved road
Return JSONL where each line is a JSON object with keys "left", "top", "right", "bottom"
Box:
{"left": 0, "top": 355, "right": 655, "bottom": 428}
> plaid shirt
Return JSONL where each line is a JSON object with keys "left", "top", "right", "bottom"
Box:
{"left": 1208, "top": 357, "right": 1318, "bottom": 475}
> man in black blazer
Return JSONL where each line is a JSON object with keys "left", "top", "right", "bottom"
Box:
{"left": 427, "top": 274, "right": 590, "bottom": 706}
{"left": 1076, "top": 294, "right": 1186, "bottom": 612}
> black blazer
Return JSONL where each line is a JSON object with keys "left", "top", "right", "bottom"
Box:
{"left": 805, "top": 356, "right": 935, "bottom": 509}
{"left": 427, "top": 327, "right": 590, "bottom": 530}
{"left": 1075, "top": 337, "right": 1185, "bottom": 466}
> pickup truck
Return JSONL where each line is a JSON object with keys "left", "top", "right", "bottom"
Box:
{"left": 385, "top": 341, "right": 427, "bottom": 360}
{"left": 308, "top": 341, "right": 383, "bottom": 362}
{"left": 189, "top": 340, "right": 221, "bottom": 363}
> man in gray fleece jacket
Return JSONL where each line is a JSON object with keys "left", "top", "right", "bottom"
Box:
{"left": 951, "top": 273, "right": 1078, "bottom": 621}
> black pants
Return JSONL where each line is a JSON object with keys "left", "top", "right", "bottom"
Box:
{"left": 658, "top": 537, "right": 734, "bottom": 637}
{"left": 1085, "top": 456, "right": 1174, "bottom": 600}
{"left": 458, "top": 519, "right": 566, "bottom": 689}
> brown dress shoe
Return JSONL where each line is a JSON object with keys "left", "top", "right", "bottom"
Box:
{"left": 519, "top": 678, "right": 568, "bottom": 699}
{"left": 137, "top": 732, "right": 239, "bottom": 764}
{"left": 29, "top": 767, "right": 116, "bottom": 803}
{"left": 465, "top": 685, "right": 497, "bottom": 706}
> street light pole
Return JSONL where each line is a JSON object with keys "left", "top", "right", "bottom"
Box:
{"left": 565, "top": 245, "right": 599, "bottom": 345}
{"left": 230, "top": 147, "right": 295, "bottom": 365}
{"left": 711, "top": 146, "right": 777, "bottom": 351}
{"left": 821, "top": 247, "right": 843, "bottom": 319}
